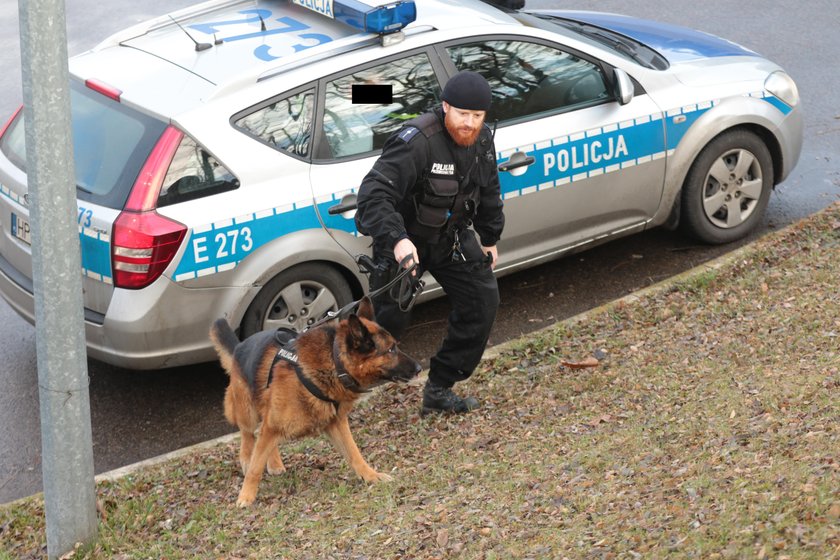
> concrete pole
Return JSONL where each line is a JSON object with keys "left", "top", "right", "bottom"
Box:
{"left": 17, "top": 0, "right": 98, "bottom": 556}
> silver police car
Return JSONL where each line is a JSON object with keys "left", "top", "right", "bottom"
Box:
{"left": 0, "top": 0, "right": 802, "bottom": 369}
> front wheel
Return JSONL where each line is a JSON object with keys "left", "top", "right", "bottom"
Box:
{"left": 680, "top": 129, "right": 773, "bottom": 244}
{"left": 239, "top": 263, "right": 353, "bottom": 338}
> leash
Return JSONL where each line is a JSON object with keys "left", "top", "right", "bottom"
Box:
{"left": 303, "top": 254, "right": 423, "bottom": 333}
{"left": 265, "top": 255, "right": 422, "bottom": 403}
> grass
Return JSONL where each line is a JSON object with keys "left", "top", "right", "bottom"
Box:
{"left": 2, "top": 203, "right": 839, "bottom": 559}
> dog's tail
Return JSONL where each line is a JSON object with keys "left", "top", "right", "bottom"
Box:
{"left": 209, "top": 318, "right": 239, "bottom": 375}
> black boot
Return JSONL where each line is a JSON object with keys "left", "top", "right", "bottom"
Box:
{"left": 421, "top": 380, "right": 479, "bottom": 415}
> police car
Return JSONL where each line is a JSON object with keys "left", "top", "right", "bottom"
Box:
{"left": 0, "top": 0, "right": 802, "bottom": 369}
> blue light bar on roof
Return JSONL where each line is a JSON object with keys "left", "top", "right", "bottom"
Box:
{"left": 292, "top": 0, "right": 416, "bottom": 34}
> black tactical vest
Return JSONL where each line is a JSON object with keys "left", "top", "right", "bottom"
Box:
{"left": 404, "top": 113, "right": 486, "bottom": 243}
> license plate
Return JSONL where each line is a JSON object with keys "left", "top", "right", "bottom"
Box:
{"left": 11, "top": 212, "right": 31, "bottom": 245}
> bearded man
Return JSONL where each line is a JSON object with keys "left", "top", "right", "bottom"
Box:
{"left": 355, "top": 71, "right": 505, "bottom": 415}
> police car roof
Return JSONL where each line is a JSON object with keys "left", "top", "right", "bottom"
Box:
{"left": 69, "top": 0, "right": 518, "bottom": 118}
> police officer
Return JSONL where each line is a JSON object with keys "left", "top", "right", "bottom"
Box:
{"left": 355, "top": 71, "right": 504, "bottom": 415}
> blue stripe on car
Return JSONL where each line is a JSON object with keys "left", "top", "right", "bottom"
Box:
{"left": 759, "top": 94, "right": 792, "bottom": 116}
{"left": 79, "top": 228, "right": 112, "bottom": 283}
{"left": 500, "top": 113, "right": 667, "bottom": 196}
{"left": 18, "top": 91, "right": 784, "bottom": 285}
{"left": 173, "top": 201, "right": 343, "bottom": 281}
{"left": 664, "top": 101, "right": 715, "bottom": 151}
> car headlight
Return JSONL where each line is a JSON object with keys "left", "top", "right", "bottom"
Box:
{"left": 765, "top": 71, "right": 800, "bottom": 107}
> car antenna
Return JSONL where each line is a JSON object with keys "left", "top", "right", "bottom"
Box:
{"left": 168, "top": 15, "right": 213, "bottom": 52}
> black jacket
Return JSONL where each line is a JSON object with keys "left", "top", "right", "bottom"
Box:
{"left": 355, "top": 107, "right": 504, "bottom": 251}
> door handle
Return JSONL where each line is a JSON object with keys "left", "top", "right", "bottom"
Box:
{"left": 498, "top": 155, "right": 535, "bottom": 173}
{"left": 328, "top": 195, "right": 358, "bottom": 215}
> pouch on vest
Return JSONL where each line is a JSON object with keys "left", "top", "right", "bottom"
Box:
{"left": 413, "top": 176, "right": 458, "bottom": 227}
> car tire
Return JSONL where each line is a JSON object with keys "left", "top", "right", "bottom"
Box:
{"left": 679, "top": 129, "right": 773, "bottom": 244}
{"left": 239, "top": 263, "right": 353, "bottom": 338}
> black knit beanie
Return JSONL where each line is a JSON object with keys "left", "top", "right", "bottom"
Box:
{"left": 441, "top": 71, "right": 492, "bottom": 111}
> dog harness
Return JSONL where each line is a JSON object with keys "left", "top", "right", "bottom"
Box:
{"left": 268, "top": 328, "right": 369, "bottom": 413}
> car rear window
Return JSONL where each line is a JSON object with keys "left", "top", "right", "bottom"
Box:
{"left": 233, "top": 88, "right": 315, "bottom": 159}
{"left": 157, "top": 134, "right": 239, "bottom": 208}
{"left": 0, "top": 80, "right": 168, "bottom": 209}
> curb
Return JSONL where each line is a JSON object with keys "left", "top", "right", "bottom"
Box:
{"left": 95, "top": 433, "right": 240, "bottom": 484}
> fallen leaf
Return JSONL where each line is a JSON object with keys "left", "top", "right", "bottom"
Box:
{"left": 588, "top": 414, "right": 612, "bottom": 426}
{"left": 436, "top": 528, "right": 449, "bottom": 548}
{"left": 828, "top": 502, "right": 840, "bottom": 519}
{"left": 562, "top": 356, "right": 600, "bottom": 369}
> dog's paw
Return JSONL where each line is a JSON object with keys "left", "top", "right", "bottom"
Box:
{"left": 365, "top": 471, "right": 393, "bottom": 483}
{"left": 267, "top": 464, "right": 287, "bottom": 476}
{"left": 267, "top": 449, "right": 285, "bottom": 476}
{"left": 236, "top": 490, "right": 256, "bottom": 508}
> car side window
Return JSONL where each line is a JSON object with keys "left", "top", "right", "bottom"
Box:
{"left": 322, "top": 53, "right": 440, "bottom": 159}
{"left": 157, "top": 135, "right": 239, "bottom": 207}
{"left": 446, "top": 40, "right": 609, "bottom": 123}
{"left": 233, "top": 89, "right": 315, "bottom": 158}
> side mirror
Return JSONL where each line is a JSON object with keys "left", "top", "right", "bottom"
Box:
{"left": 613, "top": 68, "right": 634, "bottom": 106}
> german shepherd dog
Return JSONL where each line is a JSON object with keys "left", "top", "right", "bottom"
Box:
{"left": 209, "top": 297, "right": 421, "bottom": 507}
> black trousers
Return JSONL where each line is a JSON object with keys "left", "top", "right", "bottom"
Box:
{"left": 371, "top": 229, "right": 499, "bottom": 388}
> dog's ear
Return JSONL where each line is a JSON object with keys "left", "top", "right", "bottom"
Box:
{"left": 346, "top": 313, "right": 375, "bottom": 353}
{"left": 356, "top": 296, "right": 375, "bottom": 321}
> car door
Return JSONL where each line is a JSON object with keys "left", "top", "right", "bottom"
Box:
{"left": 308, "top": 49, "right": 446, "bottom": 259}
{"left": 439, "top": 37, "right": 667, "bottom": 268}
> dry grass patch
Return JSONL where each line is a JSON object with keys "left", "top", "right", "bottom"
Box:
{"left": 3, "top": 204, "right": 839, "bottom": 559}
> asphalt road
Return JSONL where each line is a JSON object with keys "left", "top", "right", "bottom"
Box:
{"left": 1, "top": 0, "right": 838, "bottom": 504}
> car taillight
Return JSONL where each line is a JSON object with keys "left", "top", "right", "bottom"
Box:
{"left": 112, "top": 125, "right": 186, "bottom": 289}
{"left": 125, "top": 126, "right": 183, "bottom": 212}
{"left": 112, "top": 211, "right": 186, "bottom": 289}
{"left": 0, "top": 105, "right": 22, "bottom": 139}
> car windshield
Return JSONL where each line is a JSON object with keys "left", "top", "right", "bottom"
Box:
{"left": 518, "top": 12, "right": 669, "bottom": 71}
{"left": 0, "top": 80, "right": 168, "bottom": 209}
